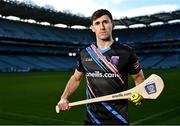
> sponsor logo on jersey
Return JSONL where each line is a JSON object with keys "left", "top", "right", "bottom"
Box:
{"left": 86, "top": 71, "right": 119, "bottom": 78}
{"left": 84, "top": 58, "right": 93, "bottom": 62}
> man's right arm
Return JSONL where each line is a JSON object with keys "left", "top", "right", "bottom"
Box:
{"left": 61, "top": 69, "right": 84, "bottom": 99}
{"left": 57, "top": 69, "right": 84, "bottom": 111}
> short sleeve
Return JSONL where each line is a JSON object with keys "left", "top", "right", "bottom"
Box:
{"left": 127, "top": 48, "right": 141, "bottom": 75}
{"left": 76, "top": 55, "right": 85, "bottom": 72}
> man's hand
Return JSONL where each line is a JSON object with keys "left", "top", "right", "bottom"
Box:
{"left": 56, "top": 98, "right": 70, "bottom": 113}
{"left": 129, "top": 92, "right": 143, "bottom": 106}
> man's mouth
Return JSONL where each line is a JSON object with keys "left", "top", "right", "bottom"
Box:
{"left": 100, "top": 32, "right": 106, "bottom": 35}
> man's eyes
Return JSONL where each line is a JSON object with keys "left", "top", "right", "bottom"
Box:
{"left": 95, "top": 22, "right": 100, "bottom": 25}
{"left": 94, "top": 20, "right": 109, "bottom": 25}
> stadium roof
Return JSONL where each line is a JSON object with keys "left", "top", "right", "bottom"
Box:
{"left": 0, "top": 0, "right": 180, "bottom": 27}
{"left": 116, "top": 10, "right": 180, "bottom": 27}
{"left": 0, "top": 0, "right": 90, "bottom": 26}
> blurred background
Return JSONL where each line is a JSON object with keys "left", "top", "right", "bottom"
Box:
{"left": 0, "top": 0, "right": 179, "bottom": 125}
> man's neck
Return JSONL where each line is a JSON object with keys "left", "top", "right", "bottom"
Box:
{"left": 96, "top": 39, "right": 114, "bottom": 50}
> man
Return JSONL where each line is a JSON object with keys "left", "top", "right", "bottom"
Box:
{"left": 56, "top": 9, "right": 145, "bottom": 125}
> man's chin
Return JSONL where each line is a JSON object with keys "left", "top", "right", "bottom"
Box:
{"left": 101, "top": 37, "right": 111, "bottom": 41}
{"left": 98, "top": 35, "right": 109, "bottom": 40}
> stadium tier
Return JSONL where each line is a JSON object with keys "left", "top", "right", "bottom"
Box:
{"left": 140, "top": 54, "right": 180, "bottom": 68}
{"left": 0, "top": 18, "right": 95, "bottom": 44}
{"left": 1, "top": 18, "right": 180, "bottom": 44}
{"left": 0, "top": 18, "right": 179, "bottom": 72}
{"left": 0, "top": 55, "right": 76, "bottom": 72}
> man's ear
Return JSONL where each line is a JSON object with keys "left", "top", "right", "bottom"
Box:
{"left": 112, "top": 21, "right": 115, "bottom": 29}
{"left": 91, "top": 25, "right": 95, "bottom": 32}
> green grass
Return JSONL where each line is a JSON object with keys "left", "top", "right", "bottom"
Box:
{"left": 0, "top": 69, "right": 180, "bottom": 125}
{"left": 129, "top": 69, "right": 180, "bottom": 125}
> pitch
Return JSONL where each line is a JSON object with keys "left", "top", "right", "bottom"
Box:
{"left": 0, "top": 69, "right": 179, "bottom": 125}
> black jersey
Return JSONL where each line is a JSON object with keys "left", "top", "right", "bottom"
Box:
{"left": 76, "top": 42, "right": 141, "bottom": 125}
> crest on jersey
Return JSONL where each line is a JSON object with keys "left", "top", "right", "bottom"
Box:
{"left": 110, "top": 56, "right": 119, "bottom": 66}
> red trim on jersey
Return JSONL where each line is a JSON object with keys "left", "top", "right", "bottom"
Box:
{"left": 91, "top": 44, "right": 124, "bottom": 84}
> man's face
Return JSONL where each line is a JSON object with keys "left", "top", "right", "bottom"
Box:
{"left": 91, "top": 15, "right": 114, "bottom": 41}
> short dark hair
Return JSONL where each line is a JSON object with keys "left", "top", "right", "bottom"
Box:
{"left": 91, "top": 9, "right": 113, "bottom": 24}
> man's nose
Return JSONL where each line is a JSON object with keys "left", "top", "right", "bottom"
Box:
{"left": 100, "top": 23, "right": 105, "bottom": 29}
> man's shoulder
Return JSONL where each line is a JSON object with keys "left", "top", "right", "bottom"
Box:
{"left": 79, "top": 44, "right": 92, "bottom": 54}
{"left": 113, "top": 42, "right": 133, "bottom": 51}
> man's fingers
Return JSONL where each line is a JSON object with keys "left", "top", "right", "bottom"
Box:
{"left": 135, "top": 102, "right": 141, "bottom": 106}
{"left": 129, "top": 92, "right": 143, "bottom": 106}
{"left": 56, "top": 101, "right": 70, "bottom": 113}
{"left": 56, "top": 105, "right": 60, "bottom": 113}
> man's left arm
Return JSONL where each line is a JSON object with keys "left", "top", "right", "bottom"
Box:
{"left": 131, "top": 69, "right": 145, "bottom": 85}
{"left": 129, "top": 70, "right": 145, "bottom": 105}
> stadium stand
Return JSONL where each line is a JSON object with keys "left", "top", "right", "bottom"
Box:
{"left": 0, "top": 0, "right": 179, "bottom": 72}
{"left": 0, "top": 18, "right": 95, "bottom": 44}
{"left": 0, "top": 54, "right": 77, "bottom": 72}
{"left": 114, "top": 24, "right": 180, "bottom": 43}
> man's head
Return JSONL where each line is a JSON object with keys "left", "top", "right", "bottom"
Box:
{"left": 91, "top": 9, "right": 114, "bottom": 42}
{"left": 91, "top": 9, "right": 113, "bottom": 24}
